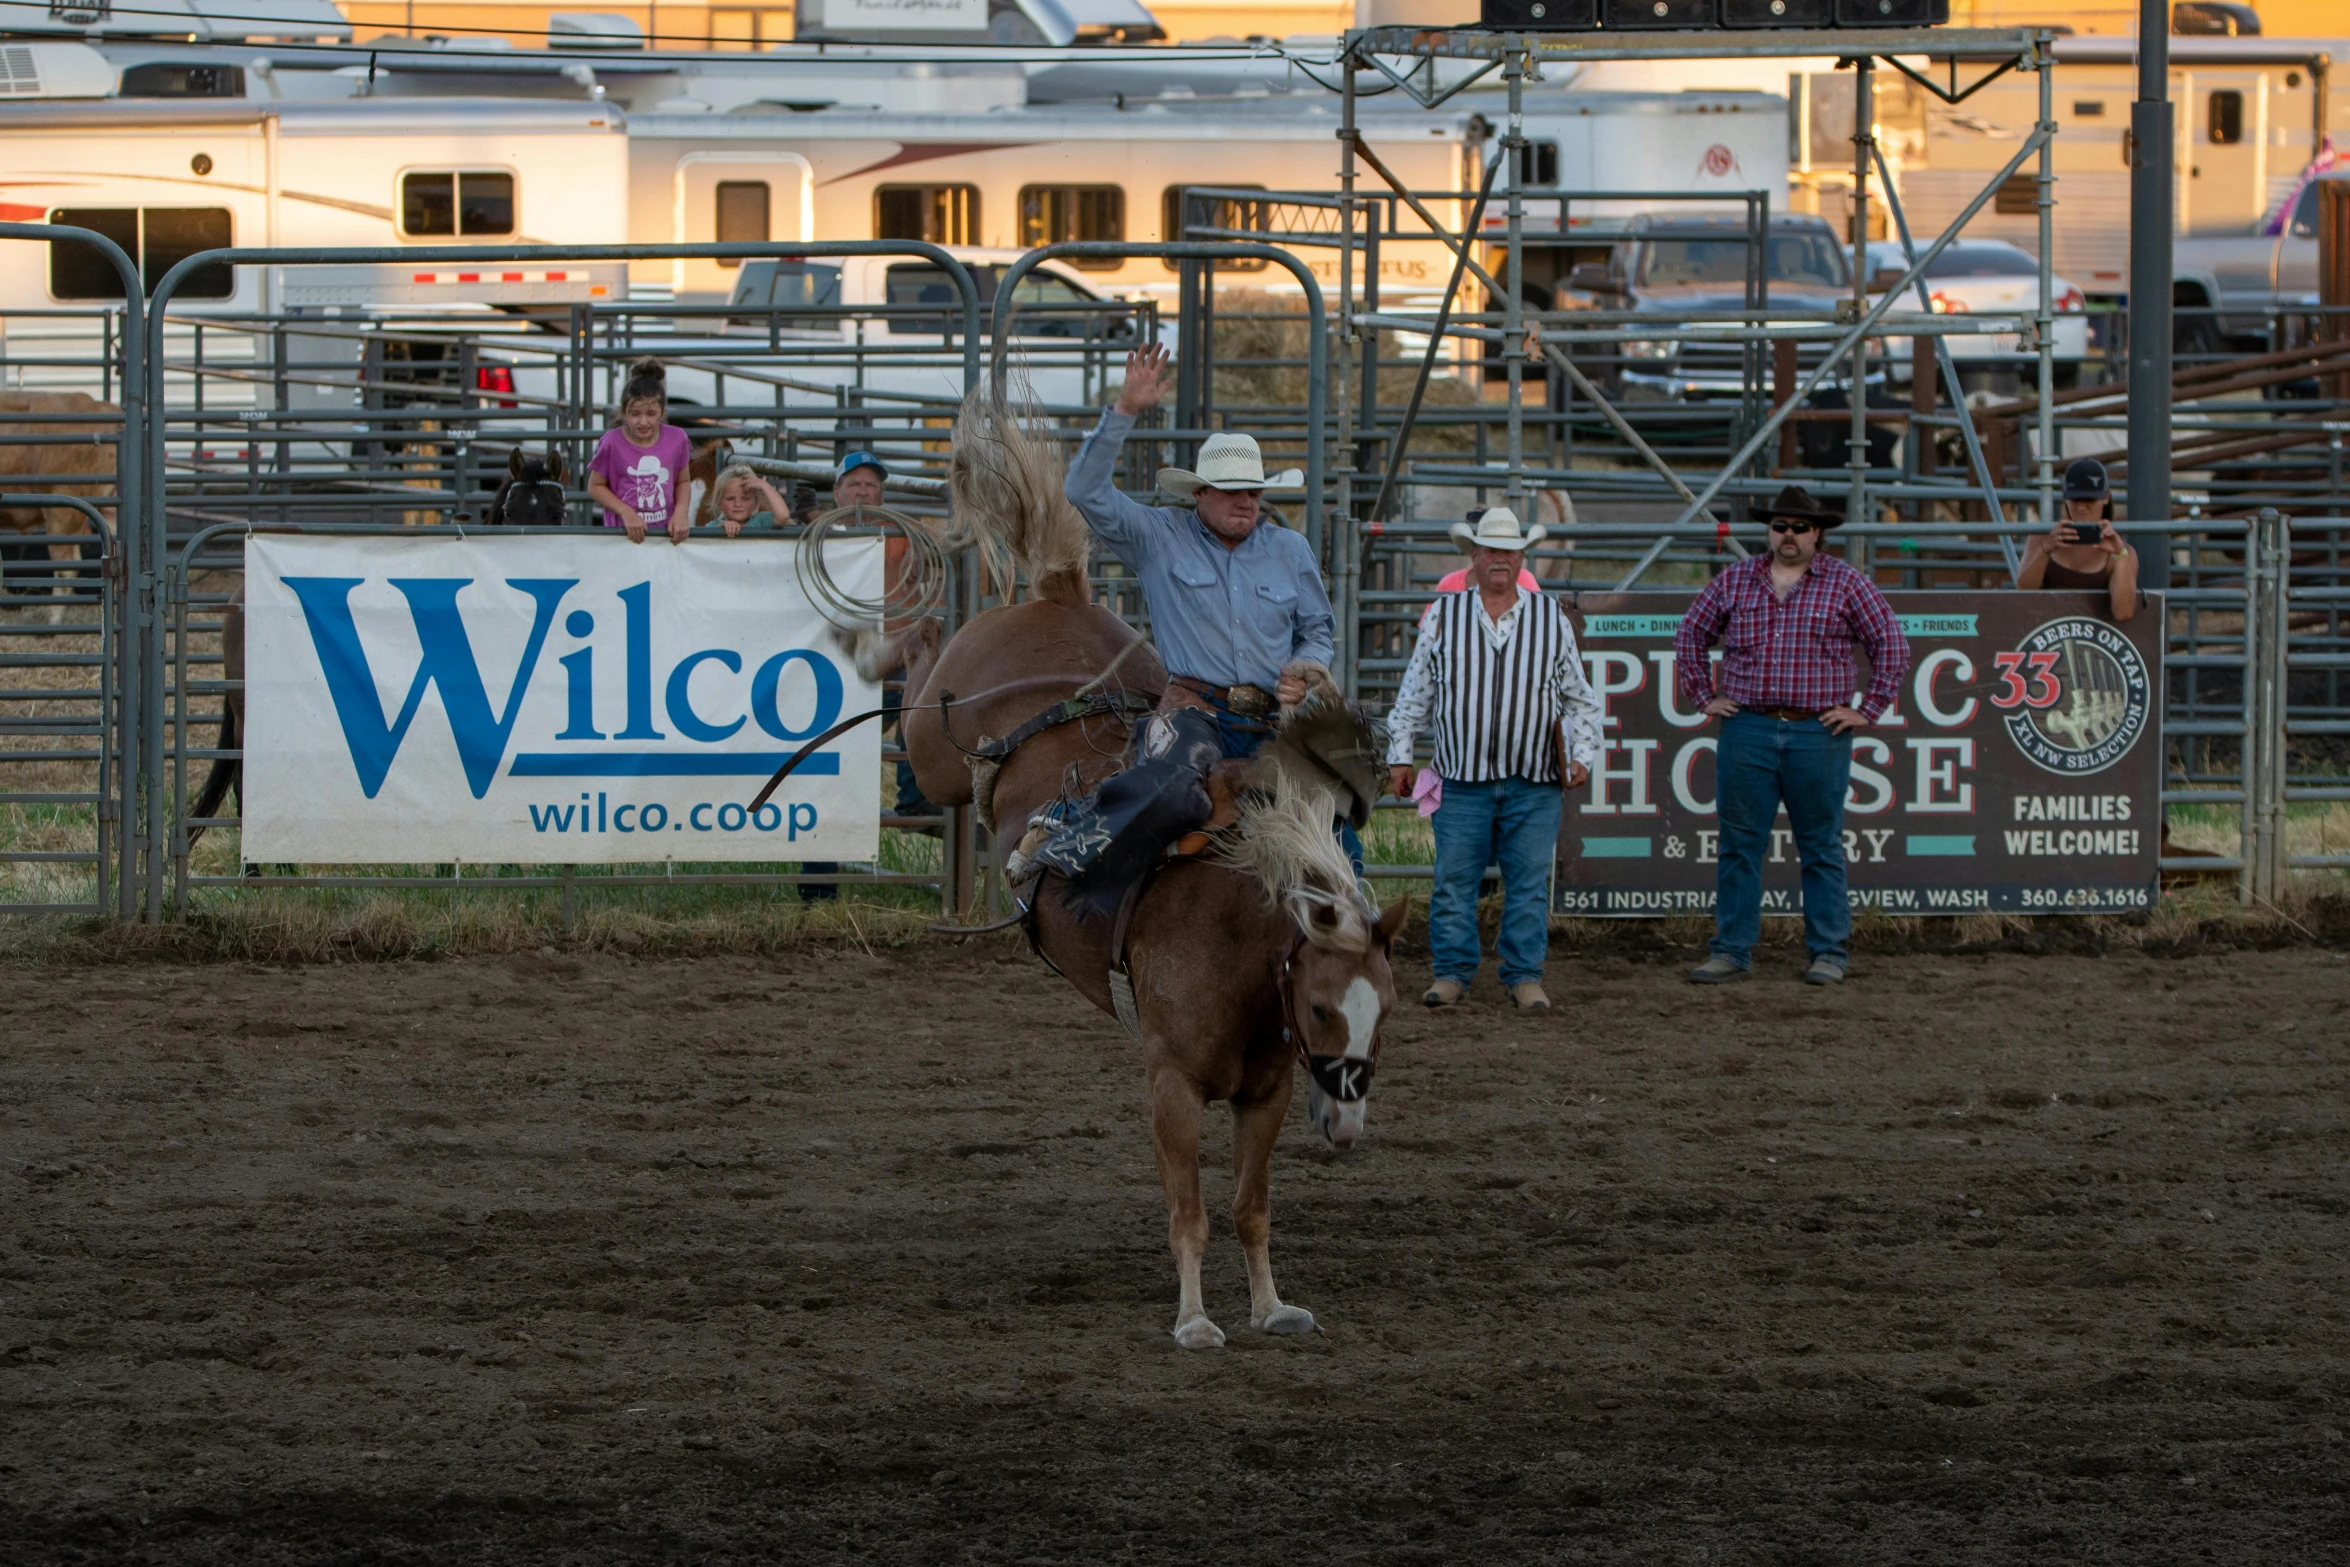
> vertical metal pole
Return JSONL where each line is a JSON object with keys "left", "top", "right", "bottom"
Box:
{"left": 1848, "top": 55, "right": 1874, "bottom": 536}
{"left": 2035, "top": 36, "right": 2058, "bottom": 529}
{"left": 1338, "top": 59, "right": 1361, "bottom": 692}
{"left": 2239, "top": 511, "right": 2263, "bottom": 906}
{"left": 1503, "top": 40, "right": 1527, "bottom": 510}
{"left": 142, "top": 326, "right": 167, "bottom": 924}
{"left": 115, "top": 298, "right": 142, "bottom": 922}
{"left": 2129, "top": 2, "right": 2175, "bottom": 587}
{"left": 2250, "top": 507, "right": 2290, "bottom": 903}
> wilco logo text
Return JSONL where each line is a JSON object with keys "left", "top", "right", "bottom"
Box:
{"left": 242, "top": 535, "right": 883, "bottom": 866}
{"left": 285, "top": 574, "right": 845, "bottom": 796}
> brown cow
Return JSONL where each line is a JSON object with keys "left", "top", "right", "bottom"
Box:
{"left": 0, "top": 390, "right": 118, "bottom": 617}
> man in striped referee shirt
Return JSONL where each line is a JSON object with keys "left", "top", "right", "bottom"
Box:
{"left": 1386, "top": 507, "right": 1603, "bottom": 1013}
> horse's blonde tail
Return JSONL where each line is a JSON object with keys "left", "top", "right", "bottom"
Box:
{"left": 948, "top": 389, "right": 1090, "bottom": 606}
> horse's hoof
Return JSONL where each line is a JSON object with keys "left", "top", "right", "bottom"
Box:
{"left": 1171, "top": 1315, "right": 1226, "bottom": 1350}
{"left": 1255, "top": 1304, "right": 1317, "bottom": 1336}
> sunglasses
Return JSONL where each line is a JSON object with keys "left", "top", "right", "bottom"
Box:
{"left": 1767, "top": 520, "right": 1818, "bottom": 536}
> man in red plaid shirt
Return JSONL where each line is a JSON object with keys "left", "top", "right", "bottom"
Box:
{"left": 1672, "top": 486, "right": 1910, "bottom": 986}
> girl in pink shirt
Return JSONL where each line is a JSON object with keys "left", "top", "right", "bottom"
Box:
{"left": 587, "top": 357, "right": 694, "bottom": 544}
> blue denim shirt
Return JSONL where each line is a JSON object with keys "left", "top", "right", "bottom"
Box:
{"left": 1064, "top": 408, "right": 1335, "bottom": 692}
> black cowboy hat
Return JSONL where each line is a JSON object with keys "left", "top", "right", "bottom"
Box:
{"left": 1753, "top": 484, "right": 1842, "bottom": 529}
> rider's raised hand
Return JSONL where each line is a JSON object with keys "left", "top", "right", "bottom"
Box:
{"left": 1115, "top": 344, "right": 1173, "bottom": 417}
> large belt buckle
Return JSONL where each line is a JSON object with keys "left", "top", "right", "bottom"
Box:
{"left": 1224, "top": 684, "right": 1274, "bottom": 718}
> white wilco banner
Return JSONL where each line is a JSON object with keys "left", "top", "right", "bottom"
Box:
{"left": 242, "top": 534, "right": 883, "bottom": 864}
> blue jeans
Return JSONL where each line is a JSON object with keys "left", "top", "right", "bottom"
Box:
{"left": 1429, "top": 776, "right": 1562, "bottom": 987}
{"left": 1198, "top": 696, "right": 1364, "bottom": 875}
{"left": 1711, "top": 711, "right": 1853, "bottom": 968}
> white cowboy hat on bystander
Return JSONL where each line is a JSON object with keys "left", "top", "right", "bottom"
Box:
{"left": 1448, "top": 504, "right": 1547, "bottom": 552}
{"left": 1155, "top": 432, "right": 1305, "bottom": 499}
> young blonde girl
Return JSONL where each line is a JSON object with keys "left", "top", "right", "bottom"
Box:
{"left": 586, "top": 357, "right": 693, "bottom": 544}
{"left": 710, "top": 463, "right": 792, "bottom": 537}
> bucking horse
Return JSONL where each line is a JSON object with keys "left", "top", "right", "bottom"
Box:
{"left": 835, "top": 394, "right": 1406, "bottom": 1349}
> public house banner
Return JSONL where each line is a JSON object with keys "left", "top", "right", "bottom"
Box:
{"left": 1556, "top": 591, "right": 2164, "bottom": 917}
{"left": 243, "top": 534, "right": 883, "bottom": 864}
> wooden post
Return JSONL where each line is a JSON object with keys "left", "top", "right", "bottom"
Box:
{"left": 2321, "top": 181, "right": 2350, "bottom": 400}
{"left": 1773, "top": 338, "right": 1798, "bottom": 473}
{"left": 1911, "top": 338, "right": 1938, "bottom": 478}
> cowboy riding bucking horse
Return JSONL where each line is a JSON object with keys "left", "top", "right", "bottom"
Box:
{"left": 1006, "top": 343, "right": 1359, "bottom": 907}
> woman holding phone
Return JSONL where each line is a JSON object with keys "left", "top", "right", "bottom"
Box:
{"left": 2017, "top": 457, "right": 2138, "bottom": 623}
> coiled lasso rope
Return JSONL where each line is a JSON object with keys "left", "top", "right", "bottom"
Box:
{"left": 793, "top": 501, "right": 949, "bottom": 630}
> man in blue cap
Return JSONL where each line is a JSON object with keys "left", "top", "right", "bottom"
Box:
{"left": 834, "top": 449, "right": 887, "bottom": 511}
{"left": 798, "top": 446, "right": 933, "bottom": 903}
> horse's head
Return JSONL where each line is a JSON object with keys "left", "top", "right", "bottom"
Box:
{"left": 1281, "top": 891, "right": 1410, "bottom": 1151}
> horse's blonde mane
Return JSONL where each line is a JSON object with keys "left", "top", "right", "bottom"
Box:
{"left": 947, "top": 389, "right": 1091, "bottom": 606}
{"left": 1211, "top": 764, "right": 1377, "bottom": 954}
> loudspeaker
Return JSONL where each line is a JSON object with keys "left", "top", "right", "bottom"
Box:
{"left": 1477, "top": 0, "right": 1600, "bottom": 26}
{"left": 1720, "top": 0, "right": 1834, "bottom": 25}
{"left": 1601, "top": 0, "right": 1714, "bottom": 25}
{"left": 1832, "top": 0, "right": 1949, "bottom": 22}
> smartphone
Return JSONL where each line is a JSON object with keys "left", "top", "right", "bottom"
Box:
{"left": 2068, "top": 522, "right": 2102, "bottom": 546}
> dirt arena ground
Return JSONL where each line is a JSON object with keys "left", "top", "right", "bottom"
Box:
{"left": 4, "top": 940, "right": 2347, "bottom": 1564}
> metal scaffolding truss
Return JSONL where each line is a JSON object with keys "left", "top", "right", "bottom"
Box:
{"left": 1311, "top": 23, "right": 2063, "bottom": 606}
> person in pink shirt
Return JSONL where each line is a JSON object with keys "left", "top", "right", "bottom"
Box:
{"left": 586, "top": 357, "right": 694, "bottom": 544}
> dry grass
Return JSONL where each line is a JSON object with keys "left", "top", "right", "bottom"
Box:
{"left": 2169, "top": 798, "right": 2350, "bottom": 863}
{"left": 0, "top": 884, "right": 945, "bottom": 964}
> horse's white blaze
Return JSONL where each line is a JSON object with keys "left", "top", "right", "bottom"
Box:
{"left": 1337, "top": 976, "right": 1380, "bottom": 1060}
{"left": 1308, "top": 976, "right": 1382, "bottom": 1149}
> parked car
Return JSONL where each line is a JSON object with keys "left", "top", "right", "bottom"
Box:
{"left": 2173, "top": 172, "right": 2344, "bottom": 354}
{"left": 1855, "top": 238, "right": 2090, "bottom": 391}
{"left": 1555, "top": 213, "right": 1857, "bottom": 404}
{"left": 481, "top": 248, "right": 1152, "bottom": 443}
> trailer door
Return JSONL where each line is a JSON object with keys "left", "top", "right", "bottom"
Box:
{"left": 671, "top": 152, "right": 814, "bottom": 300}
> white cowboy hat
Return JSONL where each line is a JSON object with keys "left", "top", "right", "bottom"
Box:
{"left": 1449, "top": 504, "right": 1547, "bottom": 552}
{"left": 1155, "top": 432, "right": 1305, "bottom": 499}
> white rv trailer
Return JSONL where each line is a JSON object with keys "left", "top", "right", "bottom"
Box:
{"left": 0, "top": 34, "right": 1790, "bottom": 312}
{"left": 1894, "top": 34, "right": 2343, "bottom": 299}
{"left": 624, "top": 87, "right": 1789, "bottom": 304}
{"left": 0, "top": 90, "right": 631, "bottom": 316}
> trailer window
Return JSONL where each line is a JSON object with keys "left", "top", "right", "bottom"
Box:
{"left": 2206, "top": 90, "right": 2244, "bottom": 146}
{"left": 875, "top": 185, "right": 978, "bottom": 247}
{"left": 1512, "top": 139, "right": 1559, "bottom": 189}
{"left": 714, "top": 181, "right": 770, "bottom": 267}
{"left": 48, "top": 207, "right": 233, "bottom": 300}
{"left": 400, "top": 171, "right": 516, "bottom": 238}
{"left": 708, "top": 7, "right": 793, "bottom": 47}
{"left": 119, "top": 62, "right": 244, "bottom": 98}
{"left": 1160, "top": 185, "right": 1271, "bottom": 273}
{"left": 1017, "top": 185, "right": 1124, "bottom": 268}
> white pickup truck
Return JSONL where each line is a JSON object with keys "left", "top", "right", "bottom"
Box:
{"left": 485, "top": 247, "right": 1150, "bottom": 434}
{"left": 2172, "top": 175, "right": 2340, "bottom": 353}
